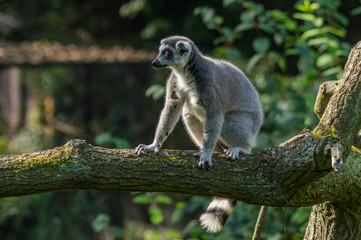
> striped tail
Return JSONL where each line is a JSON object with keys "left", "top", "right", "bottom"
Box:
{"left": 199, "top": 197, "right": 237, "bottom": 233}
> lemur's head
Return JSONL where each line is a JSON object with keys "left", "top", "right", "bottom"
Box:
{"left": 152, "top": 36, "right": 195, "bottom": 69}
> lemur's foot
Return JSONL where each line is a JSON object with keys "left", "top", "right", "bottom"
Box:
{"left": 134, "top": 144, "right": 160, "bottom": 155}
{"left": 194, "top": 151, "right": 212, "bottom": 169}
{"left": 225, "top": 147, "right": 241, "bottom": 160}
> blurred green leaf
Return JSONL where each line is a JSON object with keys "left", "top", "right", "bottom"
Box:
{"left": 316, "top": 54, "right": 334, "bottom": 69}
{"left": 333, "top": 11, "right": 349, "bottom": 26}
{"left": 171, "top": 202, "right": 186, "bottom": 225}
{"left": 285, "top": 48, "right": 299, "bottom": 56}
{"left": 91, "top": 214, "right": 110, "bottom": 233}
{"left": 247, "top": 1, "right": 264, "bottom": 15}
{"left": 165, "top": 230, "right": 182, "bottom": 238}
{"left": 95, "top": 132, "right": 130, "bottom": 149}
{"left": 301, "top": 28, "right": 322, "bottom": 39}
{"left": 145, "top": 84, "right": 165, "bottom": 100}
{"left": 313, "top": 17, "right": 324, "bottom": 28}
{"left": 259, "top": 23, "right": 275, "bottom": 34}
{"left": 114, "top": 138, "right": 131, "bottom": 149}
{"left": 269, "top": 9, "right": 287, "bottom": 20}
{"left": 94, "top": 132, "right": 113, "bottom": 146}
{"left": 234, "top": 22, "right": 254, "bottom": 32}
{"left": 111, "top": 226, "right": 123, "bottom": 238}
{"left": 247, "top": 52, "right": 264, "bottom": 72}
{"left": 284, "top": 19, "right": 297, "bottom": 31}
{"left": 133, "top": 194, "right": 152, "bottom": 204}
{"left": 148, "top": 206, "right": 164, "bottom": 225}
{"left": 296, "top": 0, "right": 319, "bottom": 13}
{"left": 252, "top": 37, "right": 271, "bottom": 53}
{"left": 293, "top": 13, "right": 315, "bottom": 22}
{"left": 155, "top": 194, "right": 173, "bottom": 204}
{"left": 140, "top": 18, "right": 172, "bottom": 39}
{"left": 307, "top": 37, "right": 328, "bottom": 46}
{"left": 182, "top": 219, "right": 201, "bottom": 237}
{"left": 351, "top": 6, "right": 361, "bottom": 16}
{"left": 240, "top": 11, "right": 255, "bottom": 22}
{"left": 323, "top": 26, "right": 346, "bottom": 38}
{"left": 322, "top": 66, "right": 343, "bottom": 77}
{"left": 145, "top": 231, "right": 162, "bottom": 240}
{"left": 194, "top": 6, "right": 223, "bottom": 29}
{"left": 119, "top": 0, "right": 146, "bottom": 19}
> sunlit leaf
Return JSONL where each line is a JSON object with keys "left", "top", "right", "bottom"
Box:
{"left": 285, "top": 48, "right": 299, "bottom": 55}
{"left": 133, "top": 194, "right": 151, "bottom": 204}
{"left": 145, "top": 84, "right": 165, "bottom": 100}
{"left": 240, "top": 11, "right": 254, "bottom": 22}
{"left": 247, "top": 52, "right": 264, "bottom": 72}
{"left": 252, "top": 37, "right": 271, "bottom": 53}
{"left": 301, "top": 28, "right": 322, "bottom": 39}
{"left": 323, "top": 26, "right": 346, "bottom": 38}
{"left": 316, "top": 54, "right": 334, "bottom": 69}
{"left": 307, "top": 37, "right": 328, "bottom": 46}
{"left": 155, "top": 194, "right": 173, "bottom": 204}
{"left": 234, "top": 22, "right": 254, "bottom": 32}
{"left": 284, "top": 19, "right": 297, "bottom": 31}
{"left": 269, "top": 9, "right": 287, "bottom": 20}
{"left": 148, "top": 206, "right": 164, "bottom": 225}
{"left": 145, "top": 231, "right": 162, "bottom": 240}
{"left": 91, "top": 214, "right": 110, "bottom": 233}
{"left": 322, "top": 66, "right": 343, "bottom": 77}
{"left": 293, "top": 13, "right": 315, "bottom": 22}
{"left": 165, "top": 230, "right": 182, "bottom": 238}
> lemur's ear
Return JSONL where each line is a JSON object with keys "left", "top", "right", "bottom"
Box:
{"left": 176, "top": 41, "right": 189, "bottom": 53}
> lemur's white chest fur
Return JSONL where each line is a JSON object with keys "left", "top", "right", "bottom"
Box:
{"left": 174, "top": 70, "right": 206, "bottom": 122}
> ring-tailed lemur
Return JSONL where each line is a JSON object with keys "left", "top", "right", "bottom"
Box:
{"left": 135, "top": 36, "right": 263, "bottom": 233}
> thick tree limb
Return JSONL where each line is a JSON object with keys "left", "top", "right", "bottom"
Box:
{"left": 1, "top": 138, "right": 360, "bottom": 208}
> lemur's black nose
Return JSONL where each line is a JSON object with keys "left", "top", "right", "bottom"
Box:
{"left": 152, "top": 59, "right": 162, "bottom": 68}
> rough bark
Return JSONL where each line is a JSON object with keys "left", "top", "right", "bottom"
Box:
{"left": 1, "top": 41, "right": 361, "bottom": 239}
{"left": 304, "top": 202, "right": 361, "bottom": 240}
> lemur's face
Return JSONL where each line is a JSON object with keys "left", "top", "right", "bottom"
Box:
{"left": 152, "top": 40, "right": 192, "bottom": 69}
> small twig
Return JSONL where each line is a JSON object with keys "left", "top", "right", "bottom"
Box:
{"left": 252, "top": 205, "right": 268, "bottom": 240}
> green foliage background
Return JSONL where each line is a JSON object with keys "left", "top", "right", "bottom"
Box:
{"left": 1, "top": 0, "right": 361, "bottom": 239}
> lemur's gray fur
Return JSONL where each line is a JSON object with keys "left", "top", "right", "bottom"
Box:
{"left": 135, "top": 36, "right": 263, "bottom": 233}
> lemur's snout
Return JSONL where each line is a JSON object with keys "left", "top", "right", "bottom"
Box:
{"left": 152, "top": 59, "right": 162, "bottom": 68}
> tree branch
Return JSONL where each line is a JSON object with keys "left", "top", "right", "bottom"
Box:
{"left": 0, "top": 136, "right": 358, "bottom": 207}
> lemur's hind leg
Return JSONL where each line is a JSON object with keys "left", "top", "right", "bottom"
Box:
{"left": 219, "top": 112, "right": 260, "bottom": 159}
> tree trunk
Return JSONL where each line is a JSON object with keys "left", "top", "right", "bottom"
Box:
{"left": 0, "top": 66, "right": 22, "bottom": 131}
{"left": 304, "top": 202, "right": 361, "bottom": 240}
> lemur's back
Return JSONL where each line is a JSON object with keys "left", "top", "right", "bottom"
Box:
{"left": 203, "top": 56, "right": 263, "bottom": 117}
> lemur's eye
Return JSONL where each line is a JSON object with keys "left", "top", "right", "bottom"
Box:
{"left": 163, "top": 50, "right": 170, "bottom": 57}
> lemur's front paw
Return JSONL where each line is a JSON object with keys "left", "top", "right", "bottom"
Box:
{"left": 134, "top": 144, "right": 160, "bottom": 155}
{"left": 193, "top": 151, "right": 213, "bottom": 169}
